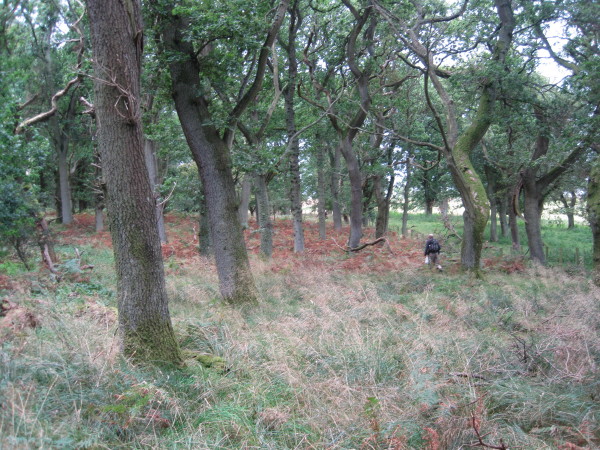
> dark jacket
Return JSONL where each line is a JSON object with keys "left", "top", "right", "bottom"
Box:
{"left": 424, "top": 238, "right": 441, "bottom": 256}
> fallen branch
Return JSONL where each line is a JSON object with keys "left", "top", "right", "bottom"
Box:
{"left": 470, "top": 416, "right": 509, "bottom": 449}
{"left": 333, "top": 236, "right": 391, "bottom": 253}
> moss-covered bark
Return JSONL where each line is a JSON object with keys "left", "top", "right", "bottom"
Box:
{"left": 587, "top": 157, "right": 600, "bottom": 285}
{"left": 447, "top": 91, "right": 493, "bottom": 275}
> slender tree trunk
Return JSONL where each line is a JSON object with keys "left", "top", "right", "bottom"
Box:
{"left": 255, "top": 173, "right": 273, "bottom": 258}
{"left": 144, "top": 138, "right": 167, "bottom": 243}
{"left": 340, "top": 136, "right": 363, "bottom": 249}
{"left": 86, "top": 0, "right": 182, "bottom": 364}
{"left": 485, "top": 165, "right": 498, "bottom": 242}
{"left": 329, "top": 146, "right": 343, "bottom": 231}
{"left": 401, "top": 160, "right": 411, "bottom": 238}
{"left": 560, "top": 191, "right": 576, "bottom": 229}
{"left": 53, "top": 118, "right": 74, "bottom": 224}
{"left": 316, "top": 145, "right": 327, "bottom": 240}
{"left": 498, "top": 195, "right": 508, "bottom": 238}
{"left": 238, "top": 175, "right": 252, "bottom": 229}
{"left": 284, "top": 2, "right": 304, "bottom": 253}
{"left": 507, "top": 188, "right": 521, "bottom": 252}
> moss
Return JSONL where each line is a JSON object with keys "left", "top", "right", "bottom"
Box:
{"left": 183, "top": 350, "right": 227, "bottom": 373}
{"left": 121, "top": 317, "right": 184, "bottom": 367}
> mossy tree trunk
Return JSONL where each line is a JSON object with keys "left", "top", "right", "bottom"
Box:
{"left": 588, "top": 157, "right": 600, "bottom": 285}
{"left": 86, "top": 0, "right": 182, "bottom": 365}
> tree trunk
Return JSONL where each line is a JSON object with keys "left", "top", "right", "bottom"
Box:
{"left": 522, "top": 171, "right": 546, "bottom": 264}
{"left": 198, "top": 184, "right": 212, "bottom": 256}
{"left": 401, "top": 162, "right": 411, "bottom": 238}
{"left": 284, "top": 2, "right": 304, "bottom": 253}
{"left": 238, "top": 175, "right": 252, "bottom": 229}
{"left": 340, "top": 137, "right": 363, "bottom": 249}
{"left": 255, "top": 174, "right": 273, "bottom": 258}
{"left": 86, "top": 0, "right": 182, "bottom": 365}
{"left": 329, "top": 146, "right": 343, "bottom": 231}
{"left": 560, "top": 191, "right": 576, "bottom": 229}
{"left": 94, "top": 151, "right": 105, "bottom": 232}
{"left": 53, "top": 116, "right": 74, "bottom": 224}
{"left": 485, "top": 165, "right": 498, "bottom": 242}
{"left": 498, "top": 195, "right": 508, "bottom": 238}
{"left": 587, "top": 156, "right": 600, "bottom": 285}
{"left": 158, "top": 12, "right": 258, "bottom": 304}
{"left": 316, "top": 144, "right": 327, "bottom": 240}
{"left": 507, "top": 188, "right": 521, "bottom": 252}
{"left": 144, "top": 138, "right": 167, "bottom": 243}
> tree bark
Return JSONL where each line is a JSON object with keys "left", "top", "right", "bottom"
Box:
{"left": 401, "top": 159, "right": 411, "bottom": 238}
{"left": 238, "top": 175, "right": 252, "bottom": 229}
{"left": 255, "top": 173, "right": 273, "bottom": 258}
{"left": 498, "top": 195, "right": 508, "bottom": 238}
{"left": 588, "top": 157, "right": 600, "bottom": 285}
{"left": 86, "top": 0, "right": 182, "bottom": 365}
{"left": 316, "top": 144, "right": 327, "bottom": 240}
{"left": 144, "top": 138, "right": 167, "bottom": 243}
{"left": 198, "top": 183, "right": 212, "bottom": 256}
{"left": 507, "top": 187, "right": 521, "bottom": 252}
{"left": 329, "top": 146, "right": 343, "bottom": 231}
{"left": 485, "top": 164, "right": 499, "bottom": 242}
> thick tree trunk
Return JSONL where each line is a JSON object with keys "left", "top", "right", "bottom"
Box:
{"left": 255, "top": 174, "right": 273, "bottom": 258}
{"left": 94, "top": 151, "right": 105, "bottom": 232}
{"left": 198, "top": 185, "right": 212, "bottom": 256}
{"left": 587, "top": 157, "right": 600, "bottom": 285}
{"left": 87, "top": 0, "right": 182, "bottom": 365}
{"left": 159, "top": 13, "right": 258, "bottom": 304}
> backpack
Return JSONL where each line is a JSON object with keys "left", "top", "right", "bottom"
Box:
{"left": 427, "top": 239, "right": 441, "bottom": 253}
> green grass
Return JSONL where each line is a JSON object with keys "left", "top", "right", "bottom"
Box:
{"left": 1, "top": 222, "right": 599, "bottom": 449}
{"left": 388, "top": 211, "right": 593, "bottom": 269}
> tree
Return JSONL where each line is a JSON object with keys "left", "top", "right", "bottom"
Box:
{"left": 525, "top": 0, "right": 599, "bottom": 277}
{"left": 375, "top": 0, "right": 516, "bottom": 275}
{"left": 86, "top": 0, "right": 182, "bottom": 364}
{"left": 149, "top": 0, "right": 290, "bottom": 304}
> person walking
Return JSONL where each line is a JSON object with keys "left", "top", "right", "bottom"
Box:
{"left": 424, "top": 234, "right": 442, "bottom": 271}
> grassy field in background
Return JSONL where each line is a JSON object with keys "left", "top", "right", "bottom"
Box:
{"left": 1, "top": 214, "right": 598, "bottom": 449}
{"left": 388, "top": 211, "right": 593, "bottom": 269}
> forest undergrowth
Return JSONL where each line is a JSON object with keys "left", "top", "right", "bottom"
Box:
{"left": 0, "top": 214, "right": 598, "bottom": 449}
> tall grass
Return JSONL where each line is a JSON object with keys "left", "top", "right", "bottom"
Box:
{"left": 1, "top": 231, "right": 599, "bottom": 448}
